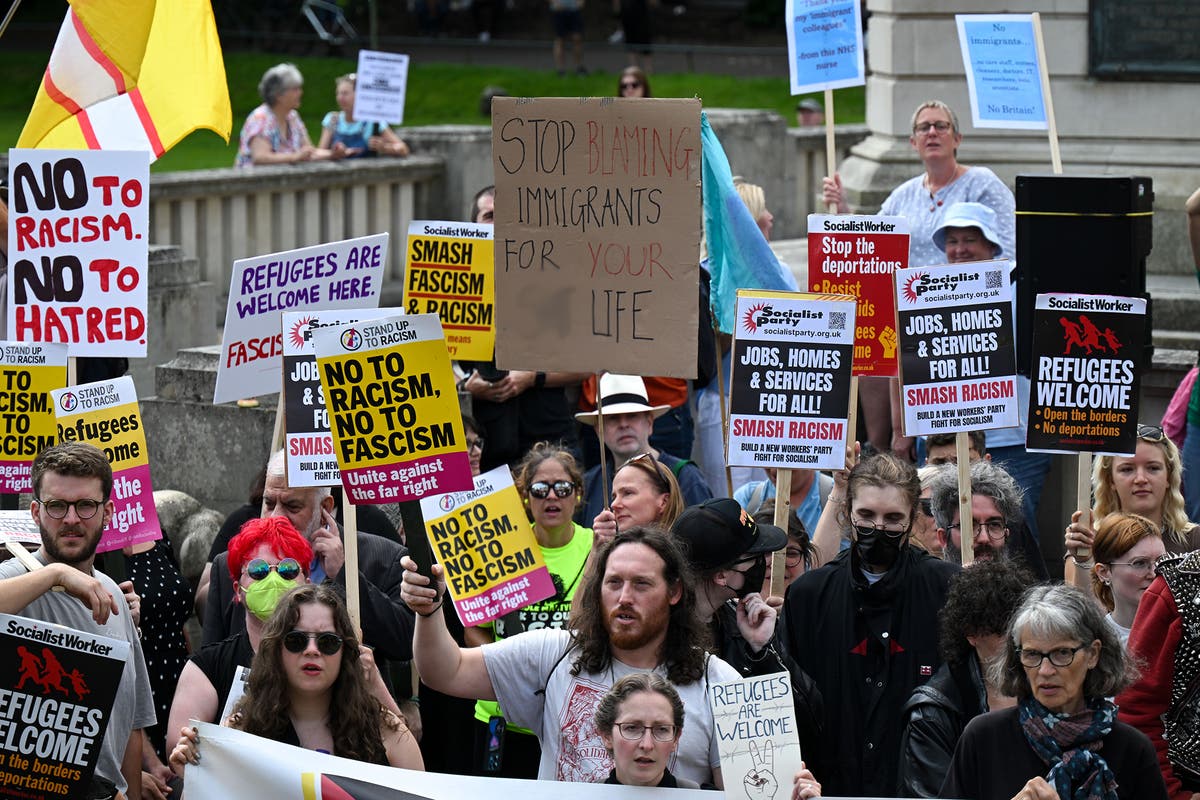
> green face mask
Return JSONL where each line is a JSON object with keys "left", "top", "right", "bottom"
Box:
{"left": 242, "top": 571, "right": 299, "bottom": 621}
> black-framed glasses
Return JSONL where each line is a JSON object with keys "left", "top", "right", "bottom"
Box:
{"left": 246, "top": 558, "right": 302, "bottom": 581}
{"left": 36, "top": 497, "right": 103, "bottom": 519}
{"left": 615, "top": 722, "right": 676, "bottom": 742}
{"left": 784, "top": 547, "right": 805, "bottom": 568}
{"left": 1017, "top": 643, "right": 1088, "bottom": 669}
{"left": 1108, "top": 557, "right": 1157, "bottom": 574}
{"left": 914, "top": 121, "right": 952, "bottom": 134}
{"left": 918, "top": 498, "right": 934, "bottom": 518}
{"left": 620, "top": 81, "right": 642, "bottom": 90}
{"left": 948, "top": 519, "right": 1008, "bottom": 542}
{"left": 283, "top": 630, "right": 344, "bottom": 656}
{"left": 1137, "top": 424, "right": 1166, "bottom": 443}
{"left": 851, "top": 518, "right": 908, "bottom": 539}
{"left": 529, "top": 480, "right": 575, "bottom": 499}
{"left": 466, "top": 436, "right": 486, "bottom": 453}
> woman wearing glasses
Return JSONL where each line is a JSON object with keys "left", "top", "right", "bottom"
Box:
{"left": 594, "top": 672, "right": 823, "bottom": 796}
{"left": 463, "top": 442, "right": 593, "bottom": 778}
{"left": 1065, "top": 424, "right": 1198, "bottom": 588}
{"left": 822, "top": 100, "right": 1016, "bottom": 460}
{"left": 1088, "top": 514, "right": 1164, "bottom": 646}
{"left": 942, "top": 583, "right": 1165, "bottom": 800}
{"left": 591, "top": 453, "right": 685, "bottom": 546}
{"left": 171, "top": 584, "right": 422, "bottom": 773}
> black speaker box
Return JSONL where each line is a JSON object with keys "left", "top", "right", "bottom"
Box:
{"left": 1015, "top": 174, "right": 1153, "bottom": 374}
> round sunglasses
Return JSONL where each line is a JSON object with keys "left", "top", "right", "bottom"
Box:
{"left": 529, "top": 480, "right": 575, "bottom": 499}
{"left": 283, "top": 630, "right": 344, "bottom": 656}
{"left": 246, "top": 558, "right": 302, "bottom": 581}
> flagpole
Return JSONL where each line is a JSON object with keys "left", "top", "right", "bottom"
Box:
{"left": 0, "top": 0, "right": 23, "bottom": 41}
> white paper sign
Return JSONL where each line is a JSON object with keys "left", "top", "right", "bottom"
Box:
{"left": 709, "top": 672, "right": 803, "bottom": 800}
{"left": 353, "top": 50, "right": 410, "bottom": 125}
{"left": 213, "top": 233, "right": 388, "bottom": 405}
{"left": 956, "top": 14, "right": 1048, "bottom": 130}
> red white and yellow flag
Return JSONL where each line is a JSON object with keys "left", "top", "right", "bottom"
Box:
{"left": 17, "top": 0, "right": 232, "bottom": 159}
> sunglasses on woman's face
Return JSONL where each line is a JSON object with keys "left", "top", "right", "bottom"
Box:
{"left": 529, "top": 480, "right": 576, "bottom": 499}
{"left": 283, "top": 630, "right": 344, "bottom": 655}
{"left": 620, "top": 81, "right": 642, "bottom": 90}
{"left": 246, "top": 558, "right": 302, "bottom": 581}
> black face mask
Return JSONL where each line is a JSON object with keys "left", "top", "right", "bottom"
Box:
{"left": 853, "top": 526, "right": 906, "bottom": 572}
{"left": 733, "top": 555, "right": 768, "bottom": 600}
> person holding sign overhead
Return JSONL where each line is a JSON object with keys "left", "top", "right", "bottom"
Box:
{"left": 465, "top": 443, "right": 595, "bottom": 778}
{"left": 318, "top": 73, "right": 410, "bottom": 159}
{"left": 823, "top": 101, "right": 1016, "bottom": 460}
{"left": 235, "top": 63, "right": 344, "bottom": 167}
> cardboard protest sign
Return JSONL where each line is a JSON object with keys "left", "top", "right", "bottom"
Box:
{"left": 491, "top": 97, "right": 701, "bottom": 378}
{"left": 956, "top": 15, "right": 1047, "bottom": 130}
{"left": 1027, "top": 293, "right": 1145, "bottom": 455}
{"left": 312, "top": 313, "right": 472, "bottom": 504}
{"left": 282, "top": 309, "right": 400, "bottom": 488}
{"left": 353, "top": 50, "right": 410, "bottom": 125}
{"left": 402, "top": 221, "right": 495, "bottom": 360}
{"left": 0, "top": 342, "right": 68, "bottom": 494}
{"left": 727, "top": 291, "right": 855, "bottom": 471}
{"left": 0, "top": 613, "right": 129, "bottom": 799}
{"left": 419, "top": 465, "right": 555, "bottom": 627}
{"left": 7, "top": 149, "right": 149, "bottom": 357}
{"left": 896, "top": 262, "right": 1018, "bottom": 437}
{"left": 784, "top": 0, "right": 866, "bottom": 95}
{"left": 807, "top": 215, "right": 908, "bottom": 376}
{"left": 50, "top": 376, "right": 160, "bottom": 552}
{"left": 214, "top": 233, "right": 388, "bottom": 405}
{"left": 709, "top": 672, "right": 803, "bottom": 800}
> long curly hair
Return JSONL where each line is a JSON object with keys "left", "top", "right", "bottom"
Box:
{"left": 1090, "top": 513, "right": 1161, "bottom": 612}
{"left": 938, "top": 559, "right": 1033, "bottom": 666}
{"left": 229, "top": 584, "right": 390, "bottom": 763}
{"left": 1093, "top": 433, "right": 1192, "bottom": 547}
{"left": 568, "top": 526, "right": 710, "bottom": 684}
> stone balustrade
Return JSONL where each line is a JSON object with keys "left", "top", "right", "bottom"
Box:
{"left": 147, "top": 156, "right": 445, "bottom": 304}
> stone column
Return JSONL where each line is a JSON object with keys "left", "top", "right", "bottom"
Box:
{"left": 840, "top": 0, "right": 1200, "bottom": 274}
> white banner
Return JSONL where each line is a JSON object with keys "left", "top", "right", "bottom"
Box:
{"left": 185, "top": 721, "right": 712, "bottom": 799}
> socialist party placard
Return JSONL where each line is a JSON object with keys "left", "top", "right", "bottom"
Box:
{"left": 1027, "top": 293, "right": 1145, "bottom": 455}
{"left": 896, "top": 262, "right": 1017, "bottom": 436}
{"left": 807, "top": 214, "right": 908, "bottom": 376}
{"left": 727, "top": 290, "right": 854, "bottom": 471}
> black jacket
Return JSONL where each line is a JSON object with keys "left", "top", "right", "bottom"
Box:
{"left": 713, "top": 600, "right": 825, "bottom": 778}
{"left": 783, "top": 544, "right": 959, "bottom": 797}
{"left": 897, "top": 657, "right": 988, "bottom": 797}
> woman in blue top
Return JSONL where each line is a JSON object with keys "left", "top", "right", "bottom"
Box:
{"left": 318, "top": 73, "right": 410, "bottom": 159}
